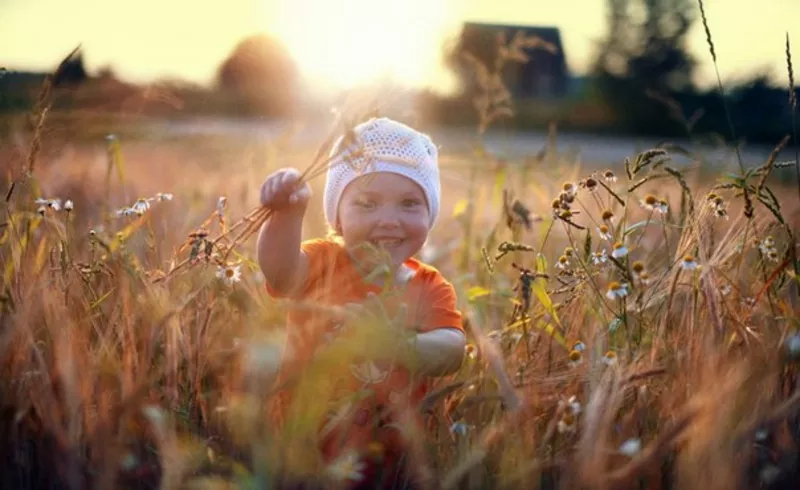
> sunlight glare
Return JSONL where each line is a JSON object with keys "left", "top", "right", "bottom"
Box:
{"left": 268, "top": 0, "right": 465, "bottom": 94}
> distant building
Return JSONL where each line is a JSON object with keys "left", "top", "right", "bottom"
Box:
{"left": 453, "top": 22, "right": 570, "bottom": 100}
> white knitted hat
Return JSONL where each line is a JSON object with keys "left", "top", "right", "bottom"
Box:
{"left": 323, "top": 117, "right": 441, "bottom": 230}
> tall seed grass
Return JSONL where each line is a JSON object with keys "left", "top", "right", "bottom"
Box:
{"left": 1, "top": 14, "right": 800, "bottom": 490}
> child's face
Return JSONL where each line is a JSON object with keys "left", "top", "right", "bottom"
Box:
{"left": 337, "top": 172, "right": 431, "bottom": 270}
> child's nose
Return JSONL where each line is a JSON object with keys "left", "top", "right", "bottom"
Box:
{"left": 374, "top": 208, "right": 401, "bottom": 227}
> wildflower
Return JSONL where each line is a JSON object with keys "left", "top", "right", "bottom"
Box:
{"left": 64, "top": 200, "right": 73, "bottom": 211}
{"left": 562, "top": 182, "right": 577, "bottom": 196}
{"left": 597, "top": 224, "right": 612, "bottom": 241}
{"left": 131, "top": 199, "right": 150, "bottom": 215}
{"left": 557, "top": 412, "right": 576, "bottom": 433}
{"left": 640, "top": 194, "right": 658, "bottom": 211}
{"left": 601, "top": 209, "right": 615, "bottom": 222}
{"left": 759, "top": 237, "right": 777, "bottom": 258}
{"left": 785, "top": 333, "right": 800, "bottom": 359}
{"left": 551, "top": 199, "right": 561, "bottom": 211}
{"left": 116, "top": 207, "right": 135, "bottom": 217}
{"left": 631, "top": 261, "right": 645, "bottom": 275}
{"left": 611, "top": 242, "right": 628, "bottom": 259}
{"left": 606, "top": 282, "right": 628, "bottom": 300}
{"left": 559, "top": 395, "right": 582, "bottom": 415}
{"left": 603, "top": 350, "right": 618, "bottom": 365}
{"left": 592, "top": 249, "right": 608, "bottom": 265}
{"left": 36, "top": 205, "right": 46, "bottom": 216}
{"left": 680, "top": 255, "right": 699, "bottom": 271}
{"left": 556, "top": 255, "right": 570, "bottom": 269}
{"left": 619, "top": 438, "right": 642, "bottom": 457}
{"left": 216, "top": 264, "right": 242, "bottom": 286}
{"left": 560, "top": 209, "right": 573, "bottom": 219}
{"left": 603, "top": 170, "right": 617, "bottom": 182}
{"left": 656, "top": 199, "right": 668, "bottom": 214}
{"left": 326, "top": 451, "right": 366, "bottom": 483}
{"left": 567, "top": 349, "right": 583, "bottom": 368}
{"left": 637, "top": 271, "right": 652, "bottom": 286}
{"left": 706, "top": 193, "right": 728, "bottom": 219}
{"left": 572, "top": 340, "right": 586, "bottom": 352}
{"left": 155, "top": 192, "right": 174, "bottom": 202}
{"left": 465, "top": 343, "right": 478, "bottom": 360}
{"left": 564, "top": 247, "right": 574, "bottom": 257}
{"left": 217, "top": 196, "right": 227, "bottom": 216}
{"left": 584, "top": 177, "right": 598, "bottom": 191}
{"left": 35, "top": 197, "right": 63, "bottom": 211}
{"left": 449, "top": 421, "right": 469, "bottom": 437}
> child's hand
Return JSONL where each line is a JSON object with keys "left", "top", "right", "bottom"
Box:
{"left": 259, "top": 168, "right": 311, "bottom": 211}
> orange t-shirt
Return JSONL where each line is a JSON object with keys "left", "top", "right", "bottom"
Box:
{"left": 265, "top": 238, "right": 463, "bottom": 460}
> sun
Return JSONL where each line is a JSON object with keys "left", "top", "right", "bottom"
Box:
{"left": 267, "top": 0, "right": 464, "bottom": 94}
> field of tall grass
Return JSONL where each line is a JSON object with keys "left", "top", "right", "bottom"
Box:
{"left": 3, "top": 12, "right": 800, "bottom": 490}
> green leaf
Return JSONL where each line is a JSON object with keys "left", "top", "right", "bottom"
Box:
{"left": 583, "top": 228, "right": 592, "bottom": 261}
{"left": 467, "top": 286, "right": 491, "bottom": 302}
{"left": 531, "top": 253, "right": 561, "bottom": 328}
{"left": 452, "top": 199, "right": 469, "bottom": 218}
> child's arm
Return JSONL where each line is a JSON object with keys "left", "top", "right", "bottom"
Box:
{"left": 410, "top": 328, "right": 466, "bottom": 376}
{"left": 256, "top": 168, "right": 312, "bottom": 296}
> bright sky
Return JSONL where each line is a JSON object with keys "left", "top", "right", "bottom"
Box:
{"left": 2, "top": 0, "right": 799, "bottom": 94}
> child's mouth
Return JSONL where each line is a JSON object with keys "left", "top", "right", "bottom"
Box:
{"left": 370, "top": 238, "right": 404, "bottom": 249}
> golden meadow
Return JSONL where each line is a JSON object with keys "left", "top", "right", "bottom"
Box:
{"left": 2, "top": 12, "right": 800, "bottom": 490}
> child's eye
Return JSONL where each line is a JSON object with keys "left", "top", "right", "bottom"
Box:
{"left": 355, "top": 198, "right": 375, "bottom": 208}
{"left": 402, "top": 199, "right": 422, "bottom": 208}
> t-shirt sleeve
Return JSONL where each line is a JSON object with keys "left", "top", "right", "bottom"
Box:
{"left": 263, "top": 238, "right": 335, "bottom": 299}
{"left": 416, "top": 273, "right": 464, "bottom": 334}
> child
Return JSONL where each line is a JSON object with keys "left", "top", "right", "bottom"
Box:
{"left": 256, "top": 117, "right": 466, "bottom": 489}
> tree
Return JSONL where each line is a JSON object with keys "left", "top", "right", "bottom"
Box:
{"left": 215, "top": 34, "right": 299, "bottom": 117}
{"left": 590, "top": 0, "right": 698, "bottom": 135}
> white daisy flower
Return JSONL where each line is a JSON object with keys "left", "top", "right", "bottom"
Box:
{"left": 559, "top": 395, "right": 582, "bottom": 415}
{"left": 216, "top": 264, "right": 242, "bottom": 286}
{"left": 449, "top": 421, "right": 469, "bottom": 436}
{"left": 557, "top": 412, "right": 576, "bottom": 434}
{"left": 606, "top": 282, "right": 628, "bottom": 300}
{"left": 680, "top": 255, "right": 699, "bottom": 271}
{"left": 326, "top": 451, "right": 366, "bottom": 483}
{"left": 611, "top": 242, "right": 628, "bottom": 259}
{"left": 619, "top": 438, "right": 642, "bottom": 457}
{"left": 567, "top": 349, "right": 583, "bottom": 368}
{"left": 597, "top": 225, "right": 613, "bottom": 241}
{"left": 603, "top": 350, "right": 618, "bottom": 366}
{"left": 640, "top": 195, "right": 658, "bottom": 211}
{"left": 155, "top": 192, "right": 173, "bottom": 202}
{"left": 131, "top": 199, "right": 150, "bottom": 215}
{"left": 64, "top": 200, "right": 73, "bottom": 211}
{"left": 592, "top": 249, "right": 609, "bottom": 265}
